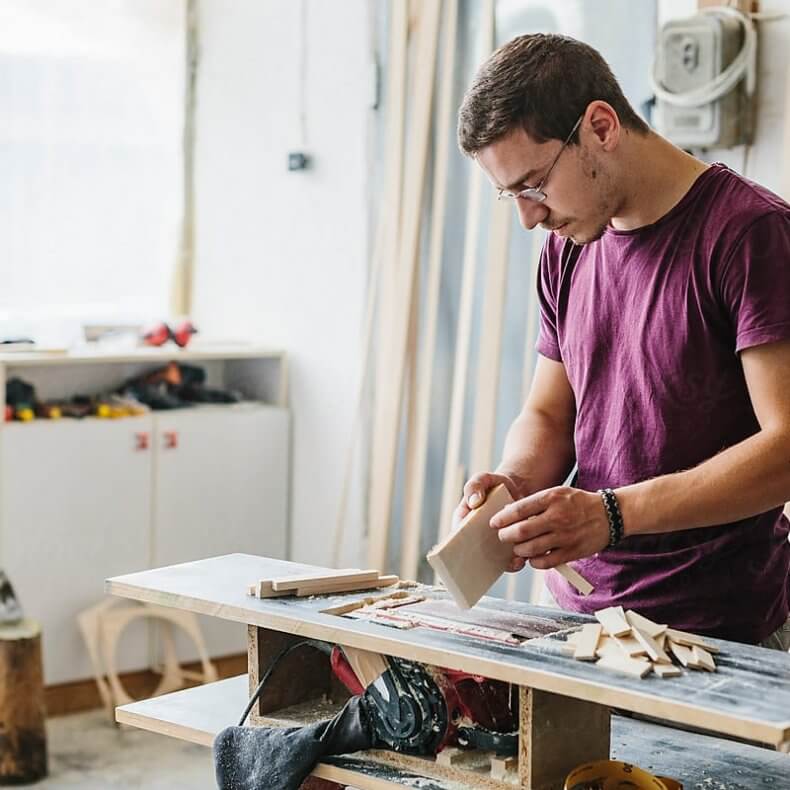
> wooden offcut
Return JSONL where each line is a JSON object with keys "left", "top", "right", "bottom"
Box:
{"left": 272, "top": 570, "right": 380, "bottom": 592}
{"left": 249, "top": 571, "right": 399, "bottom": 599}
{"left": 595, "top": 606, "right": 631, "bottom": 637}
{"left": 0, "top": 620, "right": 47, "bottom": 783}
{"left": 573, "top": 623, "right": 602, "bottom": 661}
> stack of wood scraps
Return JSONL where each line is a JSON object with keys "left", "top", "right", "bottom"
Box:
{"left": 563, "top": 606, "right": 720, "bottom": 679}
{"left": 247, "top": 569, "right": 399, "bottom": 599}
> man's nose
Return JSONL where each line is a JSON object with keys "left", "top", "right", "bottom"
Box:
{"left": 515, "top": 198, "right": 549, "bottom": 230}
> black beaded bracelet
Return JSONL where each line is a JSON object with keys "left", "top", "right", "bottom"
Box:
{"left": 597, "top": 488, "right": 624, "bottom": 547}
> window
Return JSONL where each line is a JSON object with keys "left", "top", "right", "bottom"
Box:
{"left": 0, "top": 0, "right": 185, "bottom": 333}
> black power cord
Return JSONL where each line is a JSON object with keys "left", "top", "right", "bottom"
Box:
{"left": 237, "top": 639, "right": 332, "bottom": 727}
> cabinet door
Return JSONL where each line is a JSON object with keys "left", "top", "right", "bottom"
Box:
{"left": 153, "top": 404, "right": 289, "bottom": 658}
{"left": 0, "top": 417, "right": 154, "bottom": 684}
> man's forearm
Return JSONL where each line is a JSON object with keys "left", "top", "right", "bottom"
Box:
{"left": 617, "top": 428, "right": 790, "bottom": 536}
{"left": 495, "top": 407, "right": 576, "bottom": 498}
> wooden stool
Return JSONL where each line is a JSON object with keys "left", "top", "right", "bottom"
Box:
{"left": 0, "top": 619, "right": 47, "bottom": 784}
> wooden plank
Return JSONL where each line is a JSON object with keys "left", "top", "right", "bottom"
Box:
{"left": 519, "top": 687, "right": 610, "bottom": 788}
{"left": 427, "top": 484, "right": 514, "bottom": 609}
{"left": 667, "top": 641, "right": 698, "bottom": 669}
{"left": 625, "top": 610, "right": 667, "bottom": 639}
{"left": 653, "top": 663, "right": 683, "bottom": 679}
{"left": 595, "top": 606, "right": 631, "bottom": 637}
{"left": 631, "top": 627, "right": 672, "bottom": 665}
{"left": 692, "top": 645, "right": 717, "bottom": 672}
{"left": 106, "top": 554, "right": 790, "bottom": 747}
{"left": 367, "top": 0, "right": 442, "bottom": 570}
{"left": 596, "top": 654, "right": 652, "bottom": 679}
{"left": 469, "top": 200, "right": 512, "bottom": 474}
{"left": 613, "top": 634, "right": 648, "bottom": 659}
{"left": 341, "top": 646, "right": 389, "bottom": 688}
{"left": 573, "top": 623, "right": 602, "bottom": 661}
{"left": 272, "top": 570, "right": 380, "bottom": 592}
{"left": 436, "top": 0, "right": 496, "bottom": 546}
{"left": 400, "top": 0, "right": 460, "bottom": 581}
{"left": 553, "top": 563, "right": 593, "bottom": 596}
{"left": 334, "top": 0, "right": 409, "bottom": 568}
{"left": 666, "top": 628, "right": 720, "bottom": 654}
{"left": 294, "top": 575, "right": 399, "bottom": 598}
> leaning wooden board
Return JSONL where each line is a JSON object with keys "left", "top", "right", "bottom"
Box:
{"left": 117, "top": 674, "right": 790, "bottom": 789}
{"left": 106, "top": 554, "right": 790, "bottom": 748}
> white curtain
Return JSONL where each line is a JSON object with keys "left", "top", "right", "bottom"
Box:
{"left": 0, "top": 0, "right": 185, "bottom": 334}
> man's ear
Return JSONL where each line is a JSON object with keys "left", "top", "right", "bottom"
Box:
{"left": 585, "top": 101, "right": 620, "bottom": 152}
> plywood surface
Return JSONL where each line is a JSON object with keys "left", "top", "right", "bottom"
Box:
{"left": 117, "top": 674, "right": 790, "bottom": 790}
{"left": 107, "top": 554, "right": 790, "bottom": 746}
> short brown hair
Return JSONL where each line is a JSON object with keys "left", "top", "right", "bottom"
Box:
{"left": 458, "top": 34, "right": 649, "bottom": 156}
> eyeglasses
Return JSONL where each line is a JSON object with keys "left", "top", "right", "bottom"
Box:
{"left": 497, "top": 115, "right": 583, "bottom": 204}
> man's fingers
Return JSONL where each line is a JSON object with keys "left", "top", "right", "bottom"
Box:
{"left": 496, "top": 514, "right": 552, "bottom": 545}
{"left": 506, "top": 556, "right": 527, "bottom": 573}
{"left": 463, "top": 472, "right": 509, "bottom": 509}
{"left": 490, "top": 488, "right": 552, "bottom": 529}
{"left": 530, "top": 549, "right": 571, "bottom": 570}
{"left": 512, "top": 533, "right": 556, "bottom": 559}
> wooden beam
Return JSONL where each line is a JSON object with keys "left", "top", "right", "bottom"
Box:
{"left": 334, "top": 1, "right": 409, "bottom": 567}
{"left": 367, "top": 0, "right": 442, "bottom": 570}
{"left": 437, "top": 0, "right": 497, "bottom": 545}
{"left": 469, "top": 199, "right": 513, "bottom": 474}
{"left": 507, "top": 228, "right": 546, "bottom": 603}
{"left": 400, "top": 0, "right": 459, "bottom": 582}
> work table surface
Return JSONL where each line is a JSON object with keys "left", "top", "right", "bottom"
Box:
{"left": 106, "top": 553, "right": 790, "bottom": 748}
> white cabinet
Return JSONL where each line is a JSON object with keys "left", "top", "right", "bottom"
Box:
{"left": 0, "top": 347, "right": 289, "bottom": 685}
{"left": 0, "top": 417, "right": 154, "bottom": 684}
{"left": 153, "top": 405, "right": 289, "bottom": 658}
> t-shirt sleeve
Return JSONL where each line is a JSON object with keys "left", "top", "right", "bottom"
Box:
{"left": 535, "top": 238, "right": 562, "bottom": 361}
{"left": 718, "top": 212, "right": 790, "bottom": 353}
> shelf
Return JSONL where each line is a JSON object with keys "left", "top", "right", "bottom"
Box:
{"left": 117, "top": 674, "right": 790, "bottom": 789}
{"left": 0, "top": 344, "right": 284, "bottom": 367}
{"left": 2, "top": 401, "right": 283, "bottom": 431}
{"left": 116, "top": 675, "right": 470, "bottom": 790}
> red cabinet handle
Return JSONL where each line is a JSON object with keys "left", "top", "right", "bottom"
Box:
{"left": 135, "top": 432, "right": 150, "bottom": 451}
{"left": 163, "top": 431, "right": 178, "bottom": 449}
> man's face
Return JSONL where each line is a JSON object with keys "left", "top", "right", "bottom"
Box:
{"left": 475, "top": 124, "right": 619, "bottom": 245}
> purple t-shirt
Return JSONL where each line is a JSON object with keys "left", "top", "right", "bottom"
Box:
{"left": 539, "top": 163, "right": 790, "bottom": 643}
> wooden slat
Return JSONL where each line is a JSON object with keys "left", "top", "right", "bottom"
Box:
{"left": 507, "top": 228, "right": 547, "bottom": 603}
{"left": 334, "top": 1, "right": 409, "bottom": 568}
{"left": 468, "top": 200, "right": 513, "bottom": 473}
{"left": 436, "top": 0, "right": 496, "bottom": 547}
{"left": 400, "top": 0, "right": 459, "bottom": 581}
{"left": 368, "top": 0, "right": 442, "bottom": 570}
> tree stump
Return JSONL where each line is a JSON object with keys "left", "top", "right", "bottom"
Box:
{"left": 0, "top": 619, "right": 47, "bottom": 784}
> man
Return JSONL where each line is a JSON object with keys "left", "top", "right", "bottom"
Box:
{"left": 453, "top": 33, "right": 790, "bottom": 647}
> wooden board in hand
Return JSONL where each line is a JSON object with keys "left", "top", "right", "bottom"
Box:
{"left": 427, "top": 484, "right": 514, "bottom": 609}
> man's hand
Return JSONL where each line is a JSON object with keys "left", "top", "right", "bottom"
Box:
{"left": 490, "top": 486, "right": 610, "bottom": 569}
{"left": 452, "top": 471, "right": 530, "bottom": 573}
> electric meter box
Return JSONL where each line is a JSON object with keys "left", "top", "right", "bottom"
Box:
{"left": 654, "top": 13, "right": 754, "bottom": 149}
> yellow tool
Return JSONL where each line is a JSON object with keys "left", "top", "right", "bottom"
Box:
{"left": 565, "top": 760, "right": 682, "bottom": 790}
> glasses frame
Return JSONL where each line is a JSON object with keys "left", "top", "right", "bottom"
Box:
{"left": 497, "top": 114, "right": 584, "bottom": 204}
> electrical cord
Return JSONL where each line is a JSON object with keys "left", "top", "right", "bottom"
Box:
{"left": 237, "top": 639, "right": 332, "bottom": 726}
{"left": 650, "top": 5, "right": 757, "bottom": 108}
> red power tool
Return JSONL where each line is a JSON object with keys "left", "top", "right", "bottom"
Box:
{"left": 330, "top": 647, "right": 518, "bottom": 756}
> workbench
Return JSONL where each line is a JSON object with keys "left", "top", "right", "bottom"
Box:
{"left": 107, "top": 554, "right": 790, "bottom": 789}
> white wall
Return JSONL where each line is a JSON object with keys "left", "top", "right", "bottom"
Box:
{"left": 192, "top": 0, "right": 373, "bottom": 565}
{"left": 658, "top": 0, "right": 790, "bottom": 198}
